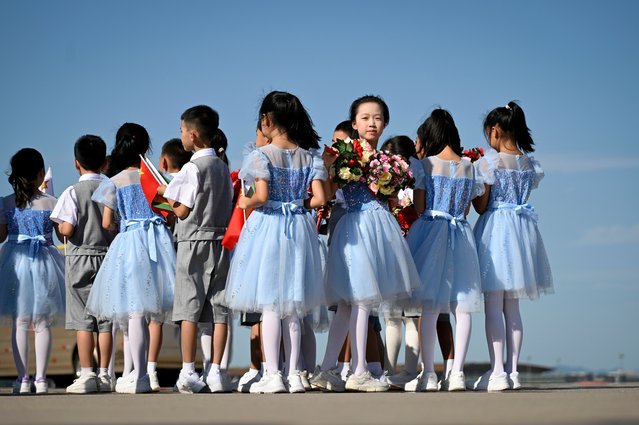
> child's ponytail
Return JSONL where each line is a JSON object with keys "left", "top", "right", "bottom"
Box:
{"left": 484, "top": 101, "right": 535, "bottom": 153}
{"left": 211, "top": 128, "right": 229, "bottom": 165}
{"left": 8, "top": 148, "right": 45, "bottom": 208}
{"left": 107, "top": 123, "right": 151, "bottom": 177}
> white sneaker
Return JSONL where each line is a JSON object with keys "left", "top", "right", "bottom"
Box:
{"left": 488, "top": 372, "right": 510, "bottom": 392}
{"left": 345, "top": 370, "right": 389, "bottom": 392}
{"left": 67, "top": 372, "right": 98, "bottom": 394}
{"left": 12, "top": 377, "right": 31, "bottom": 395}
{"left": 309, "top": 366, "right": 346, "bottom": 392}
{"left": 237, "top": 369, "right": 261, "bottom": 393}
{"left": 300, "top": 370, "right": 311, "bottom": 390}
{"left": 509, "top": 372, "right": 522, "bottom": 390}
{"left": 206, "top": 369, "right": 225, "bottom": 393}
{"left": 148, "top": 370, "right": 160, "bottom": 392}
{"left": 441, "top": 371, "right": 466, "bottom": 392}
{"left": 472, "top": 370, "right": 491, "bottom": 391}
{"left": 175, "top": 371, "right": 207, "bottom": 394}
{"left": 115, "top": 372, "right": 152, "bottom": 394}
{"left": 249, "top": 371, "right": 287, "bottom": 394}
{"left": 286, "top": 371, "right": 306, "bottom": 393}
{"left": 387, "top": 370, "right": 418, "bottom": 388}
{"left": 34, "top": 379, "right": 48, "bottom": 394}
{"left": 404, "top": 372, "right": 438, "bottom": 392}
{"left": 97, "top": 373, "right": 114, "bottom": 393}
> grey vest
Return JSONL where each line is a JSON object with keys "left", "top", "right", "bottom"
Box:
{"left": 66, "top": 179, "right": 114, "bottom": 256}
{"left": 176, "top": 155, "right": 233, "bottom": 242}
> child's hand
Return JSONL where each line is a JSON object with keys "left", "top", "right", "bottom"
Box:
{"left": 238, "top": 195, "right": 250, "bottom": 210}
{"left": 157, "top": 184, "right": 167, "bottom": 196}
{"left": 322, "top": 145, "right": 338, "bottom": 168}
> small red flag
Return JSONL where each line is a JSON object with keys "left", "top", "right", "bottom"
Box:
{"left": 139, "top": 156, "right": 171, "bottom": 218}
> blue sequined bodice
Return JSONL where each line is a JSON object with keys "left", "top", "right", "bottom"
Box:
{"left": 424, "top": 175, "right": 473, "bottom": 217}
{"left": 488, "top": 169, "right": 535, "bottom": 206}
{"left": 259, "top": 164, "right": 312, "bottom": 216}
{"left": 4, "top": 208, "right": 54, "bottom": 242}
{"left": 116, "top": 184, "right": 157, "bottom": 232}
{"left": 342, "top": 182, "right": 386, "bottom": 212}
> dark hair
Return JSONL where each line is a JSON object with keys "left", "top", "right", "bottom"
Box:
{"left": 8, "top": 148, "right": 45, "bottom": 208}
{"left": 259, "top": 91, "right": 320, "bottom": 150}
{"left": 349, "top": 95, "right": 390, "bottom": 124}
{"left": 381, "top": 135, "right": 417, "bottom": 161}
{"left": 181, "top": 105, "right": 220, "bottom": 146}
{"left": 107, "top": 122, "right": 151, "bottom": 177}
{"left": 161, "top": 138, "right": 192, "bottom": 170}
{"left": 333, "top": 120, "right": 354, "bottom": 139}
{"left": 211, "top": 128, "right": 229, "bottom": 165}
{"left": 483, "top": 101, "right": 535, "bottom": 153}
{"left": 417, "top": 108, "right": 462, "bottom": 157}
{"left": 74, "top": 135, "right": 106, "bottom": 172}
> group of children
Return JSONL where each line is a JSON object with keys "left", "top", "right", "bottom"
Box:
{"left": 0, "top": 92, "right": 553, "bottom": 395}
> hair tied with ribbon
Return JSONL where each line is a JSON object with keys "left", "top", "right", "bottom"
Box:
{"left": 218, "top": 147, "right": 225, "bottom": 154}
{"left": 504, "top": 104, "right": 512, "bottom": 110}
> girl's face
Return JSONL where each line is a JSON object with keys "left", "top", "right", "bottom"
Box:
{"left": 415, "top": 137, "right": 426, "bottom": 160}
{"left": 352, "top": 102, "right": 386, "bottom": 146}
{"left": 255, "top": 128, "right": 269, "bottom": 148}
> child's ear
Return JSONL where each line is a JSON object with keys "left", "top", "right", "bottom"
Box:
{"left": 74, "top": 159, "right": 82, "bottom": 173}
{"left": 159, "top": 156, "right": 169, "bottom": 172}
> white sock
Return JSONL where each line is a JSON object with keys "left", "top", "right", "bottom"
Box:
{"left": 445, "top": 359, "right": 454, "bottom": 377}
{"left": 337, "top": 362, "right": 350, "bottom": 379}
{"left": 349, "top": 304, "right": 370, "bottom": 376}
{"left": 368, "top": 361, "right": 383, "bottom": 378}
{"left": 182, "top": 362, "right": 195, "bottom": 374}
{"left": 128, "top": 314, "right": 148, "bottom": 380}
{"left": 210, "top": 363, "right": 220, "bottom": 374}
{"left": 12, "top": 317, "right": 30, "bottom": 380}
{"left": 419, "top": 307, "right": 440, "bottom": 373}
{"left": 81, "top": 367, "right": 93, "bottom": 376}
{"left": 34, "top": 319, "right": 51, "bottom": 381}
{"left": 282, "top": 314, "right": 301, "bottom": 376}
{"left": 261, "top": 362, "right": 267, "bottom": 374}
{"left": 320, "top": 304, "right": 351, "bottom": 371}
{"left": 485, "top": 292, "right": 506, "bottom": 375}
{"left": 504, "top": 298, "right": 523, "bottom": 374}
{"left": 404, "top": 318, "right": 420, "bottom": 374}
{"left": 262, "top": 310, "right": 282, "bottom": 374}
{"left": 99, "top": 368, "right": 108, "bottom": 376}
{"left": 451, "top": 304, "right": 472, "bottom": 373}
{"left": 384, "top": 317, "right": 402, "bottom": 373}
{"left": 147, "top": 361, "right": 157, "bottom": 374}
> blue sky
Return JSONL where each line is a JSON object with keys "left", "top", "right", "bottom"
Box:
{"left": 1, "top": 1, "right": 638, "bottom": 371}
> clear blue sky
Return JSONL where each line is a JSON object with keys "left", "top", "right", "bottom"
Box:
{"left": 1, "top": 1, "right": 637, "bottom": 372}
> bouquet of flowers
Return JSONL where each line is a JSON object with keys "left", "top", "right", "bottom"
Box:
{"left": 366, "top": 151, "right": 414, "bottom": 201}
{"left": 462, "top": 147, "right": 485, "bottom": 162}
{"left": 390, "top": 189, "right": 419, "bottom": 236}
{"left": 325, "top": 138, "right": 374, "bottom": 188}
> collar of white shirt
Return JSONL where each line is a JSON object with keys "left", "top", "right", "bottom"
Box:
{"left": 79, "top": 173, "right": 105, "bottom": 182}
{"left": 191, "top": 148, "right": 215, "bottom": 161}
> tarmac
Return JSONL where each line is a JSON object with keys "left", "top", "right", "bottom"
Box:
{"left": 1, "top": 382, "right": 639, "bottom": 425}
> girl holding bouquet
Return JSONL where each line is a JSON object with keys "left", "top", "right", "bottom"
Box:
{"left": 311, "top": 95, "right": 421, "bottom": 392}
{"left": 405, "top": 108, "right": 485, "bottom": 392}
{"left": 471, "top": 102, "right": 553, "bottom": 392}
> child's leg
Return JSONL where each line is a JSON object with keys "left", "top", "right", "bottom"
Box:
{"left": 404, "top": 318, "right": 420, "bottom": 375}
{"left": 504, "top": 298, "right": 523, "bottom": 375}
{"left": 282, "top": 314, "right": 301, "bottom": 376}
{"left": 419, "top": 306, "right": 440, "bottom": 373}
{"left": 33, "top": 318, "right": 52, "bottom": 381}
{"left": 198, "top": 322, "right": 213, "bottom": 372}
{"left": 261, "top": 310, "right": 281, "bottom": 374}
{"left": 77, "top": 331, "right": 95, "bottom": 374}
{"left": 211, "top": 322, "right": 228, "bottom": 371}
{"left": 484, "top": 291, "right": 506, "bottom": 375}
{"left": 221, "top": 318, "right": 232, "bottom": 371}
{"left": 384, "top": 317, "right": 402, "bottom": 373}
{"left": 300, "top": 319, "right": 316, "bottom": 372}
{"left": 450, "top": 303, "right": 471, "bottom": 373}
{"left": 122, "top": 328, "right": 133, "bottom": 376}
{"left": 11, "top": 317, "right": 30, "bottom": 380}
{"left": 97, "top": 331, "right": 112, "bottom": 370}
{"left": 349, "top": 304, "right": 370, "bottom": 376}
{"left": 128, "top": 314, "right": 148, "bottom": 379}
{"left": 180, "top": 320, "right": 198, "bottom": 373}
{"left": 249, "top": 323, "right": 262, "bottom": 371}
{"left": 320, "top": 304, "right": 351, "bottom": 371}
{"left": 147, "top": 320, "right": 163, "bottom": 374}
{"left": 436, "top": 314, "right": 455, "bottom": 375}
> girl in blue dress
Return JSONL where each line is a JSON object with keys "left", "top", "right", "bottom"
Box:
{"left": 0, "top": 148, "right": 65, "bottom": 394}
{"left": 86, "top": 123, "right": 176, "bottom": 394}
{"left": 312, "top": 95, "right": 421, "bottom": 393}
{"left": 225, "top": 91, "right": 327, "bottom": 394}
{"left": 472, "top": 102, "right": 553, "bottom": 392}
{"left": 405, "top": 109, "right": 484, "bottom": 392}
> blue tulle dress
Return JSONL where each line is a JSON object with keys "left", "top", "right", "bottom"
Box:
{"left": 0, "top": 194, "right": 65, "bottom": 323}
{"left": 406, "top": 156, "right": 484, "bottom": 313}
{"left": 224, "top": 145, "right": 326, "bottom": 318}
{"left": 324, "top": 181, "right": 421, "bottom": 309}
{"left": 85, "top": 170, "right": 175, "bottom": 323}
{"left": 473, "top": 149, "right": 553, "bottom": 299}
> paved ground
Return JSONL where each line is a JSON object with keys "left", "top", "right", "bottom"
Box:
{"left": 1, "top": 383, "right": 639, "bottom": 425}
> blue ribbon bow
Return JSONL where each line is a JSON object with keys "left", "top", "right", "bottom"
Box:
{"left": 265, "top": 199, "right": 304, "bottom": 239}
{"left": 124, "top": 216, "right": 165, "bottom": 262}
{"left": 492, "top": 202, "right": 538, "bottom": 223}
{"left": 9, "top": 234, "right": 49, "bottom": 260}
{"left": 422, "top": 209, "right": 466, "bottom": 249}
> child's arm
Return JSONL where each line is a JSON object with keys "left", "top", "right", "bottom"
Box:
{"left": 322, "top": 149, "right": 338, "bottom": 200}
{"left": 102, "top": 206, "right": 118, "bottom": 231}
{"left": 53, "top": 222, "right": 66, "bottom": 241}
{"left": 238, "top": 179, "right": 268, "bottom": 210}
{"left": 413, "top": 189, "right": 426, "bottom": 215}
{"left": 57, "top": 221, "right": 75, "bottom": 238}
{"left": 157, "top": 184, "right": 191, "bottom": 219}
{"left": 305, "top": 180, "right": 327, "bottom": 210}
{"left": 472, "top": 184, "right": 491, "bottom": 214}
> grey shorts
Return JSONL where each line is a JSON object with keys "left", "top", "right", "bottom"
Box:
{"left": 172, "top": 240, "right": 229, "bottom": 324}
{"left": 65, "top": 255, "right": 112, "bottom": 333}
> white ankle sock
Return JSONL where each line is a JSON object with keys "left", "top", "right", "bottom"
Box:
{"left": 147, "top": 362, "right": 157, "bottom": 374}
{"left": 81, "top": 367, "right": 93, "bottom": 376}
{"left": 182, "top": 362, "right": 195, "bottom": 374}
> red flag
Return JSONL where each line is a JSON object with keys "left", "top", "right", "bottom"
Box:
{"left": 221, "top": 197, "right": 246, "bottom": 250}
{"left": 139, "top": 156, "right": 171, "bottom": 218}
